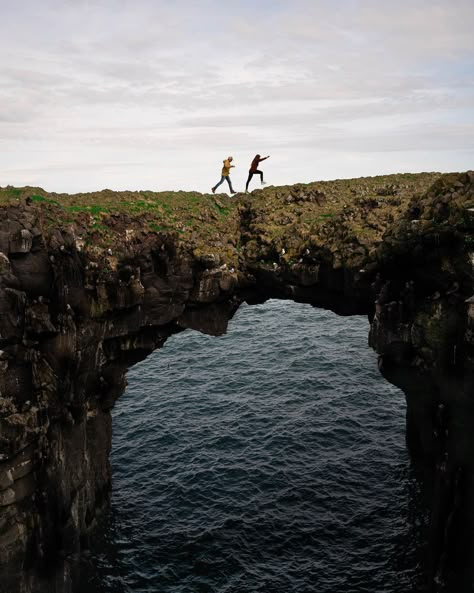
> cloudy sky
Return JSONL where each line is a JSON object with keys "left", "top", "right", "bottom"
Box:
{"left": 1, "top": 0, "right": 473, "bottom": 194}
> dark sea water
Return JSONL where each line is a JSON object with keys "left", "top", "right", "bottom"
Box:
{"left": 81, "top": 299, "right": 427, "bottom": 593}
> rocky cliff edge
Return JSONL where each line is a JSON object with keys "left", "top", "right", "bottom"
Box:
{"left": 1, "top": 171, "right": 474, "bottom": 590}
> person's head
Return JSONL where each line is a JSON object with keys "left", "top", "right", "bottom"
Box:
{"left": 228, "top": 156, "right": 233, "bottom": 162}
{"left": 255, "top": 154, "right": 260, "bottom": 159}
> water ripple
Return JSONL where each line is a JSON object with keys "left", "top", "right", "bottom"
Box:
{"left": 81, "top": 300, "right": 426, "bottom": 593}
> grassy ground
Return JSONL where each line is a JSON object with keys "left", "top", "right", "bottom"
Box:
{"left": 0, "top": 172, "right": 452, "bottom": 265}
{"left": 0, "top": 185, "right": 241, "bottom": 262}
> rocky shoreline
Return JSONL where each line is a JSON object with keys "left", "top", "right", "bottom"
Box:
{"left": 1, "top": 171, "right": 474, "bottom": 591}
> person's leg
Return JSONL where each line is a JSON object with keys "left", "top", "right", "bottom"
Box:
{"left": 256, "top": 169, "right": 265, "bottom": 184}
{"left": 245, "top": 171, "right": 253, "bottom": 192}
{"left": 225, "top": 176, "right": 235, "bottom": 193}
{"left": 212, "top": 176, "right": 225, "bottom": 192}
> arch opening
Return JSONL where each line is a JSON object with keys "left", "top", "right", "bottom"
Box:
{"left": 81, "top": 299, "right": 424, "bottom": 593}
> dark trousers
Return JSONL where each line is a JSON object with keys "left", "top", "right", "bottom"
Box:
{"left": 246, "top": 169, "right": 263, "bottom": 191}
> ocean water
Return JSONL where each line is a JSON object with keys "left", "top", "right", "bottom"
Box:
{"left": 81, "top": 299, "right": 427, "bottom": 593}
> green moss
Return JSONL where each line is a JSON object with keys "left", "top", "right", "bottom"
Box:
{"left": 214, "top": 202, "right": 230, "bottom": 216}
{"left": 7, "top": 188, "right": 21, "bottom": 197}
{"left": 0, "top": 187, "right": 22, "bottom": 204}
{"left": 149, "top": 223, "right": 169, "bottom": 232}
{"left": 0, "top": 172, "right": 454, "bottom": 266}
{"left": 66, "top": 204, "right": 110, "bottom": 215}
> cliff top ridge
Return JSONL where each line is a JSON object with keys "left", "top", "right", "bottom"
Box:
{"left": 0, "top": 172, "right": 469, "bottom": 269}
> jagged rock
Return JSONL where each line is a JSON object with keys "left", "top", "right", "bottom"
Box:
{"left": 9, "top": 229, "right": 33, "bottom": 254}
{"left": 1, "top": 172, "right": 474, "bottom": 589}
{"left": 0, "top": 252, "right": 10, "bottom": 273}
{"left": 195, "top": 252, "right": 222, "bottom": 269}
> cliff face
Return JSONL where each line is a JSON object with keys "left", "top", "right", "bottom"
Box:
{"left": 367, "top": 172, "right": 474, "bottom": 587}
{"left": 1, "top": 171, "right": 474, "bottom": 591}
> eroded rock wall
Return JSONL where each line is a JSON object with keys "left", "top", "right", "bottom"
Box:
{"left": 368, "top": 171, "right": 474, "bottom": 587}
{"left": 0, "top": 207, "right": 247, "bottom": 578}
{"left": 1, "top": 171, "right": 474, "bottom": 590}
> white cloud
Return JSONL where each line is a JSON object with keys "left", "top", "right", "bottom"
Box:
{"left": 0, "top": 0, "right": 473, "bottom": 193}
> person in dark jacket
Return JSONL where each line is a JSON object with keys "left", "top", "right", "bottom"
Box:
{"left": 245, "top": 154, "right": 270, "bottom": 192}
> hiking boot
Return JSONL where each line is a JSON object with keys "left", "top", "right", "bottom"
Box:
{"left": 211, "top": 187, "right": 216, "bottom": 193}
{"left": 261, "top": 181, "right": 266, "bottom": 185}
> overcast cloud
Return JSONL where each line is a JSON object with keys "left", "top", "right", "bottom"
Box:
{"left": 1, "top": 0, "right": 473, "bottom": 193}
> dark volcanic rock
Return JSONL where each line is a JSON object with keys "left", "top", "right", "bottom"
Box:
{"left": 1, "top": 171, "right": 474, "bottom": 591}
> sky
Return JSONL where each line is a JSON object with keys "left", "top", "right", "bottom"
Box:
{"left": 1, "top": 0, "right": 473, "bottom": 194}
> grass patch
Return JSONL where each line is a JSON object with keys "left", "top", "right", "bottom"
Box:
{"left": 149, "top": 223, "right": 169, "bottom": 232}
{"left": 66, "top": 205, "right": 110, "bottom": 215}
{"left": 214, "top": 202, "right": 230, "bottom": 216}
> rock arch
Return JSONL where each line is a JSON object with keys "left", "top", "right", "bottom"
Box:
{"left": 1, "top": 171, "right": 474, "bottom": 590}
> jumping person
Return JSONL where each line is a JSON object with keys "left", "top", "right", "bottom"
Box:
{"left": 212, "top": 156, "right": 236, "bottom": 194}
{"left": 245, "top": 154, "right": 270, "bottom": 192}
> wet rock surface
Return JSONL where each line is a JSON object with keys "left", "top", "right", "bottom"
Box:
{"left": 1, "top": 172, "right": 474, "bottom": 591}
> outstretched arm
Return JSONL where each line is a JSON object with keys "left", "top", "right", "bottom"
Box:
{"left": 259, "top": 155, "right": 270, "bottom": 162}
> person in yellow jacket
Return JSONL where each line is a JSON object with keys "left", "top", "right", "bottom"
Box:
{"left": 212, "top": 156, "right": 236, "bottom": 194}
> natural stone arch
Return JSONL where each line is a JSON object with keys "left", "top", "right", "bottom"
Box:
{"left": 1, "top": 170, "right": 474, "bottom": 591}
